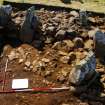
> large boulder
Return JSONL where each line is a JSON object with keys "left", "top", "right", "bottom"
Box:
{"left": 0, "top": 5, "right": 12, "bottom": 28}
{"left": 69, "top": 50, "right": 97, "bottom": 86}
{"left": 20, "top": 6, "right": 39, "bottom": 43}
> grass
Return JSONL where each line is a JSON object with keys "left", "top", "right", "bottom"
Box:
{"left": 1, "top": 0, "right": 105, "bottom": 13}
{"left": 0, "top": 0, "right": 3, "bottom": 4}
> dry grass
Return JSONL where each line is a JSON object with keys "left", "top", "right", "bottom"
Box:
{"left": 1, "top": 0, "right": 105, "bottom": 13}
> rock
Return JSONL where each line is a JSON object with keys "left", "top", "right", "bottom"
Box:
{"left": 8, "top": 50, "right": 19, "bottom": 61}
{"left": 45, "top": 37, "right": 54, "bottom": 44}
{"left": 18, "top": 59, "right": 24, "bottom": 64}
{"left": 68, "top": 52, "right": 76, "bottom": 63}
{"left": 61, "top": 103, "right": 70, "bottom": 105}
{"left": 84, "top": 39, "right": 94, "bottom": 49}
{"left": 55, "top": 30, "right": 66, "bottom": 41}
{"left": 88, "top": 17, "right": 96, "bottom": 23}
{"left": 69, "top": 50, "right": 97, "bottom": 85}
{"left": 73, "top": 37, "right": 84, "bottom": 48}
{"left": 0, "top": 5, "right": 12, "bottom": 27}
{"left": 32, "top": 40, "right": 44, "bottom": 50}
{"left": 61, "top": 0, "right": 71, "bottom": 3}
{"left": 17, "top": 47, "right": 25, "bottom": 59}
{"left": 88, "top": 29, "right": 97, "bottom": 39}
{"left": 63, "top": 40, "right": 74, "bottom": 48}
{"left": 79, "top": 9, "right": 88, "bottom": 26}
{"left": 66, "top": 29, "right": 77, "bottom": 39}
{"left": 57, "top": 75, "right": 65, "bottom": 82}
{"left": 44, "top": 70, "right": 52, "bottom": 77}
{"left": 95, "top": 30, "right": 105, "bottom": 60}
{"left": 70, "top": 11, "right": 79, "bottom": 18}
{"left": 47, "top": 26, "right": 55, "bottom": 33}
{"left": 60, "top": 56, "right": 70, "bottom": 64}
{"left": 42, "top": 58, "right": 50, "bottom": 63}
{"left": 2, "top": 44, "right": 12, "bottom": 56}
{"left": 58, "top": 51, "right": 68, "bottom": 56}
{"left": 20, "top": 6, "right": 39, "bottom": 43}
{"left": 25, "top": 61, "right": 31, "bottom": 67}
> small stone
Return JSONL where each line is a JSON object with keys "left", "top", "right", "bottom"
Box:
{"left": 8, "top": 50, "right": 19, "bottom": 61}
{"left": 73, "top": 37, "right": 84, "bottom": 48}
{"left": 84, "top": 39, "right": 94, "bottom": 49}
{"left": 60, "top": 56, "right": 70, "bottom": 64}
{"left": 61, "top": 70, "right": 68, "bottom": 77}
{"left": 88, "top": 17, "right": 96, "bottom": 23}
{"left": 79, "top": 9, "right": 88, "bottom": 26}
{"left": 63, "top": 40, "right": 74, "bottom": 48}
{"left": 44, "top": 71, "right": 51, "bottom": 77}
{"left": 47, "top": 26, "right": 55, "bottom": 32}
{"left": 70, "top": 11, "right": 79, "bottom": 18}
{"left": 32, "top": 40, "right": 44, "bottom": 50}
{"left": 68, "top": 52, "right": 76, "bottom": 63}
{"left": 58, "top": 51, "right": 68, "bottom": 56}
{"left": 88, "top": 30, "right": 96, "bottom": 38}
{"left": 25, "top": 61, "right": 31, "bottom": 67}
{"left": 42, "top": 58, "right": 50, "bottom": 63}
{"left": 61, "top": 103, "right": 70, "bottom": 105}
{"left": 18, "top": 59, "right": 24, "bottom": 64}
{"left": 55, "top": 30, "right": 66, "bottom": 41}
{"left": 57, "top": 75, "right": 65, "bottom": 82}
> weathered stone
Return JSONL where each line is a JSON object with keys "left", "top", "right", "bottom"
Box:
{"left": 55, "top": 30, "right": 66, "bottom": 41}
{"left": 32, "top": 40, "right": 44, "bottom": 49}
{"left": 0, "top": 5, "right": 12, "bottom": 27}
{"left": 95, "top": 30, "right": 105, "bottom": 60}
{"left": 20, "top": 6, "right": 39, "bottom": 43}
{"left": 18, "top": 59, "right": 24, "bottom": 64}
{"left": 69, "top": 50, "right": 97, "bottom": 85}
{"left": 88, "top": 29, "right": 97, "bottom": 38}
{"left": 70, "top": 11, "right": 79, "bottom": 18}
{"left": 42, "top": 58, "right": 50, "bottom": 63}
{"left": 8, "top": 50, "right": 19, "bottom": 61}
{"left": 73, "top": 37, "right": 84, "bottom": 48}
{"left": 44, "top": 70, "right": 52, "bottom": 77}
{"left": 79, "top": 9, "right": 88, "bottom": 26}
{"left": 84, "top": 39, "right": 94, "bottom": 49}
{"left": 68, "top": 52, "right": 76, "bottom": 63}
{"left": 61, "top": 103, "right": 70, "bottom": 105}
{"left": 58, "top": 51, "right": 68, "bottom": 56}
{"left": 25, "top": 61, "right": 31, "bottom": 67}
{"left": 60, "top": 55, "right": 70, "bottom": 64}
{"left": 47, "top": 26, "right": 55, "bottom": 33}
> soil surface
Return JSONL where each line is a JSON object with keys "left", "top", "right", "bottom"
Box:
{"left": 0, "top": 7, "right": 105, "bottom": 105}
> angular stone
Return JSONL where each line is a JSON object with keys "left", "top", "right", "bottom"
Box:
{"left": 79, "top": 9, "right": 88, "bottom": 26}
{"left": 0, "top": 5, "right": 12, "bottom": 27}
{"left": 60, "top": 55, "right": 70, "bottom": 64}
{"left": 95, "top": 30, "right": 105, "bottom": 59}
{"left": 20, "top": 6, "right": 39, "bottom": 43}
{"left": 69, "top": 50, "right": 97, "bottom": 85}
{"left": 55, "top": 30, "right": 66, "bottom": 41}
{"left": 84, "top": 39, "right": 94, "bottom": 49}
{"left": 70, "top": 11, "right": 79, "bottom": 18}
{"left": 73, "top": 37, "right": 84, "bottom": 48}
{"left": 8, "top": 50, "right": 19, "bottom": 61}
{"left": 25, "top": 61, "right": 31, "bottom": 67}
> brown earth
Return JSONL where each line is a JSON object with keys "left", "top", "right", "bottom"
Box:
{"left": 0, "top": 7, "right": 105, "bottom": 105}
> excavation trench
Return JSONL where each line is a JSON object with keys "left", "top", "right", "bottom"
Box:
{"left": 0, "top": 4, "right": 105, "bottom": 105}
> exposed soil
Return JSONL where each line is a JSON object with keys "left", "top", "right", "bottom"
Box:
{"left": 0, "top": 7, "right": 105, "bottom": 105}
